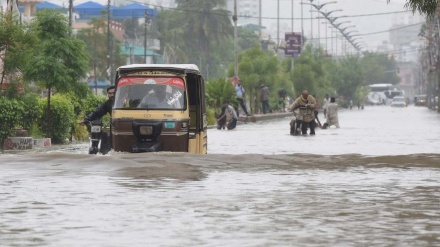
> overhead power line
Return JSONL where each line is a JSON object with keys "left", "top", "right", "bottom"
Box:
{"left": 127, "top": 0, "right": 411, "bottom": 21}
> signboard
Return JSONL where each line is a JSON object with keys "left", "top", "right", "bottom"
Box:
{"left": 230, "top": 76, "right": 240, "bottom": 85}
{"left": 284, "top": 32, "right": 302, "bottom": 57}
{"left": 117, "top": 77, "right": 185, "bottom": 90}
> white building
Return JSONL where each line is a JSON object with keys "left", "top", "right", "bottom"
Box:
{"left": 226, "top": 0, "right": 260, "bottom": 27}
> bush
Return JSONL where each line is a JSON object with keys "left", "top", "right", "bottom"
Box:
{"left": 71, "top": 93, "right": 108, "bottom": 142}
{"left": 0, "top": 97, "right": 22, "bottom": 145}
{"left": 38, "top": 94, "right": 75, "bottom": 144}
{"left": 206, "top": 107, "right": 216, "bottom": 126}
{"left": 18, "top": 93, "right": 42, "bottom": 132}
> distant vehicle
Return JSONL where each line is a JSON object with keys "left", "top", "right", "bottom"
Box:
{"left": 414, "top": 94, "right": 426, "bottom": 106}
{"left": 390, "top": 96, "right": 407, "bottom": 107}
{"left": 367, "top": 84, "right": 404, "bottom": 105}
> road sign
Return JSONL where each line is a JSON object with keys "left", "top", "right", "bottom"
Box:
{"left": 231, "top": 76, "right": 240, "bottom": 84}
{"left": 285, "top": 32, "right": 302, "bottom": 57}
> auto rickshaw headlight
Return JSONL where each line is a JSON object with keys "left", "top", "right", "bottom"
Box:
{"left": 140, "top": 126, "right": 153, "bottom": 135}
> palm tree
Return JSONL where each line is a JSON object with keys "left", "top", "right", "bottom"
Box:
{"left": 175, "top": 0, "right": 233, "bottom": 69}
{"left": 387, "top": 0, "right": 438, "bottom": 17}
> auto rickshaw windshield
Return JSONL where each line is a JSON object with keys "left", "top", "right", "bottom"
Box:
{"left": 114, "top": 76, "right": 186, "bottom": 110}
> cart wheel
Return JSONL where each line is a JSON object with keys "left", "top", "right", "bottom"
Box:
{"left": 88, "top": 147, "right": 98, "bottom": 155}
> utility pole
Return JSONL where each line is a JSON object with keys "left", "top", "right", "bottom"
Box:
{"left": 68, "top": 0, "right": 73, "bottom": 30}
{"left": 107, "top": 0, "right": 112, "bottom": 84}
{"left": 233, "top": 0, "right": 238, "bottom": 78}
{"left": 259, "top": 0, "right": 262, "bottom": 37}
{"left": 437, "top": 5, "right": 440, "bottom": 112}
{"left": 277, "top": 0, "right": 279, "bottom": 49}
{"left": 291, "top": 0, "right": 294, "bottom": 32}
{"left": 301, "top": 0, "right": 304, "bottom": 46}
{"left": 144, "top": 10, "right": 148, "bottom": 64}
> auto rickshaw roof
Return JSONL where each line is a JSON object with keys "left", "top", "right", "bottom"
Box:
{"left": 117, "top": 64, "right": 200, "bottom": 73}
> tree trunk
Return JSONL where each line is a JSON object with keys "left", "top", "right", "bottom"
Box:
{"left": 46, "top": 87, "right": 52, "bottom": 138}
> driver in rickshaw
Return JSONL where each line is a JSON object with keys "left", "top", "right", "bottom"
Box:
{"left": 288, "top": 90, "right": 317, "bottom": 135}
{"left": 138, "top": 85, "right": 181, "bottom": 109}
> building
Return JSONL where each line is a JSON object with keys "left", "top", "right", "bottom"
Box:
{"left": 383, "top": 12, "right": 425, "bottom": 99}
{"left": 226, "top": 0, "right": 260, "bottom": 27}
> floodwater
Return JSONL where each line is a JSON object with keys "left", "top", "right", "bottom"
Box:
{"left": 1, "top": 106, "right": 439, "bottom": 246}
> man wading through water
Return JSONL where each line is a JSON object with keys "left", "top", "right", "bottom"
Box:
{"left": 289, "top": 90, "right": 317, "bottom": 135}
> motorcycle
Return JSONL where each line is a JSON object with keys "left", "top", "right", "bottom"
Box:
{"left": 87, "top": 120, "right": 111, "bottom": 155}
{"left": 290, "top": 104, "right": 315, "bottom": 135}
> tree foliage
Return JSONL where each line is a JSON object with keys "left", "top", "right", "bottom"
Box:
{"left": 22, "top": 10, "right": 89, "bottom": 137}
{"left": 38, "top": 94, "right": 75, "bottom": 144}
{"left": 76, "top": 17, "right": 108, "bottom": 81}
{"left": 387, "top": 0, "right": 438, "bottom": 18}
{"left": 205, "top": 77, "right": 235, "bottom": 114}
{"left": 0, "top": 12, "right": 37, "bottom": 86}
{"left": 233, "top": 46, "right": 280, "bottom": 113}
{"left": 361, "top": 52, "right": 400, "bottom": 85}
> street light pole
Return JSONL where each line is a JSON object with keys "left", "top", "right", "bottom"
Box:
{"left": 291, "top": 0, "right": 294, "bottom": 32}
{"left": 322, "top": 21, "right": 328, "bottom": 52}
{"left": 233, "top": 0, "right": 238, "bottom": 78}
{"left": 277, "top": 0, "right": 280, "bottom": 49}
{"left": 301, "top": 0, "right": 304, "bottom": 46}
{"left": 107, "top": 0, "right": 112, "bottom": 84}
{"left": 144, "top": 10, "right": 149, "bottom": 64}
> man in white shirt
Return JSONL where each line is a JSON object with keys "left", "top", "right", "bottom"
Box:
{"left": 324, "top": 97, "right": 340, "bottom": 128}
{"left": 234, "top": 80, "right": 250, "bottom": 116}
{"left": 322, "top": 94, "right": 330, "bottom": 117}
{"left": 217, "top": 100, "right": 238, "bottom": 130}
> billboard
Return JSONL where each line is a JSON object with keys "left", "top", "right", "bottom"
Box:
{"left": 284, "top": 32, "right": 302, "bottom": 57}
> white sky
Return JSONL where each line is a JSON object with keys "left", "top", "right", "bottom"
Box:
{"left": 5, "top": 0, "right": 424, "bottom": 52}
{"left": 261, "top": 0, "right": 424, "bottom": 51}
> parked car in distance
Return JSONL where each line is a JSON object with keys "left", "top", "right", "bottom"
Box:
{"left": 391, "top": 96, "right": 407, "bottom": 107}
{"left": 414, "top": 94, "right": 426, "bottom": 106}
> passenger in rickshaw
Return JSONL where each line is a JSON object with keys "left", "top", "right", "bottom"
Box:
{"left": 138, "top": 85, "right": 181, "bottom": 109}
{"left": 288, "top": 90, "right": 317, "bottom": 135}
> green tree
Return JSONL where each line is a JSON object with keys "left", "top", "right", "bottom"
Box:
{"left": 387, "top": 0, "right": 438, "bottom": 17}
{"left": 162, "top": 0, "right": 233, "bottom": 78}
{"left": 0, "top": 12, "right": 37, "bottom": 88}
{"left": 22, "top": 10, "right": 89, "bottom": 138}
{"left": 335, "top": 56, "right": 364, "bottom": 100}
{"left": 291, "top": 45, "right": 334, "bottom": 99}
{"left": 361, "top": 52, "right": 400, "bottom": 86}
{"left": 205, "top": 77, "right": 235, "bottom": 115}
{"left": 238, "top": 27, "right": 260, "bottom": 51}
{"left": 233, "top": 46, "right": 280, "bottom": 113}
{"left": 76, "top": 17, "right": 108, "bottom": 86}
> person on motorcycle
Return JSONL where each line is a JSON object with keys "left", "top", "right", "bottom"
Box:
{"left": 288, "top": 90, "right": 317, "bottom": 135}
{"left": 79, "top": 86, "right": 115, "bottom": 154}
{"left": 80, "top": 85, "right": 115, "bottom": 125}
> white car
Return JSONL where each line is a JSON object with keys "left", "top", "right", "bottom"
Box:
{"left": 390, "top": 96, "right": 407, "bottom": 107}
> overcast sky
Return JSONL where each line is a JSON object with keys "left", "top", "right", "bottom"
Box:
{"left": 9, "top": 0, "right": 423, "bottom": 52}
{"left": 261, "top": 0, "right": 424, "bottom": 51}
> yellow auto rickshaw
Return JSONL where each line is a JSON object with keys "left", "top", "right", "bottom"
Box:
{"left": 111, "top": 64, "right": 207, "bottom": 154}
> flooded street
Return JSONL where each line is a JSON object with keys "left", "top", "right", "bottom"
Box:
{"left": 1, "top": 106, "right": 439, "bottom": 246}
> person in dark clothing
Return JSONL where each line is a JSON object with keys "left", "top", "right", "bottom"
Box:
{"left": 80, "top": 86, "right": 115, "bottom": 125}
{"left": 260, "top": 83, "right": 272, "bottom": 114}
{"left": 80, "top": 86, "right": 115, "bottom": 152}
{"left": 216, "top": 105, "right": 227, "bottom": 130}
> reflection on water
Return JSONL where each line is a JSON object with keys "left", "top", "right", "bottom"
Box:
{"left": 1, "top": 106, "right": 439, "bottom": 246}
{"left": 1, "top": 153, "right": 439, "bottom": 246}
{"left": 208, "top": 106, "right": 440, "bottom": 155}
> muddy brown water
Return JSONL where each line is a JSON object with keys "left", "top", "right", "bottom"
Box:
{"left": 1, "top": 106, "right": 439, "bottom": 246}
